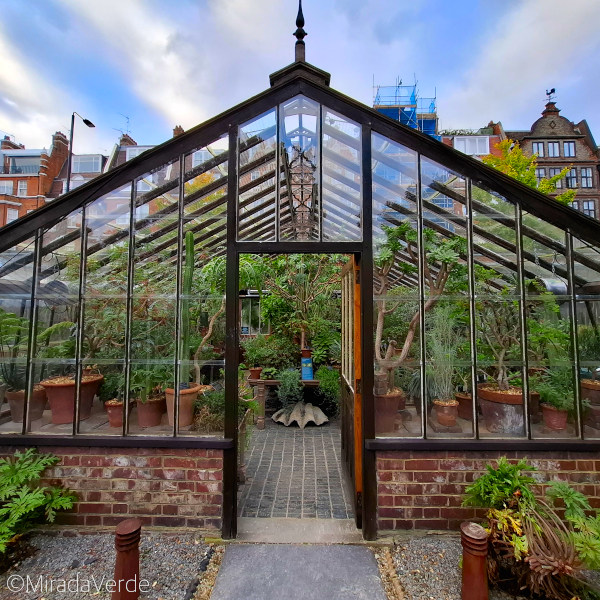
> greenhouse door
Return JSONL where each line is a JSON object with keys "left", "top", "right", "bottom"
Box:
{"left": 340, "top": 255, "right": 363, "bottom": 529}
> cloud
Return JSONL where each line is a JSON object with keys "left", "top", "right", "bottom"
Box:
{"left": 440, "top": 0, "right": 600, "bottom": 130}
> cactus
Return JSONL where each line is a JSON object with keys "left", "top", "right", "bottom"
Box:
{"left": 180, "top": 230, "right": 194, "bottom": 388}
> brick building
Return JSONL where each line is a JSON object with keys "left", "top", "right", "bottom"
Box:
{"left": 506, "top": 101, "right": 600, "bottom": 219}
{"left": 0, "top": 132, "right": 68, "bottom": 227}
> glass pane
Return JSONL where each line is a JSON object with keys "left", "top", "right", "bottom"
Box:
{"left": 322, "top": 108, "right": 361, "bottom": 240}
{"left": 279, "top": 96, "right": 320, "bottom": 241}
{"left": 238, "top": 109, "right": 277, "bottom": 242}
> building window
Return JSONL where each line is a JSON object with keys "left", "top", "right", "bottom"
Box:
{"left": 136, "top": 178, "right": 153, "bottom": 192}
{"left": 250, "top": 171, "right": 260, "bottom": 181}
{"left": 581, "top": 167, "right": 593, "bottom": 188}
{"left": 240, "top": 296, "right": 268, "bottom": 335}
{"left": 6, "top": 208, "right": 19, "bottom": 223}
{"left": 17, "top": 181, "right": 27, "bottom": 196}
{"left": 453, "top": 136, "right": 490, "bottom": 156}
{"left": 575, "top": 200, "right": 596, "bottom": 218}
{"left": 564, "top": 141, "right": 576, "bottom": 157}
{"left": 72, "top": 155, "right": 102, "bottom": 173}
{"left": 532, "top": 142, "right": 544, "bottom": 157}
{"left": 547, "top": 141, "right": 560, "bottom": 157}
{"left": 8, "top": 156, "right": 41, "bottom": 174}
{"left": 192, "top": 150, "right": 211, "bottom": 168}
{"left": 535, "top": 167, "right": 545, "bottom": 183}
{"left": 125, "top": 147, "right": 152, "bottom": 161}
{"left": 565, "top": 168, "right": 577, "bottom": 188}
{"left": 549, "top": 167, "right": 563, "bottom": 188}
{"left": 0, "top": 181, "right": 12, "bottom": 195}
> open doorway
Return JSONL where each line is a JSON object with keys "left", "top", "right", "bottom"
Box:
{"left": 235, "top": 253, "right": 360, "bottom": 540}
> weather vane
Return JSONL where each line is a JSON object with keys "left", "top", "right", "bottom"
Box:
{"left": 294, "top": 0, "right": 306, "bottom": 62}
{"left": 546, "top": 88, "right": 556, "bottom": 102}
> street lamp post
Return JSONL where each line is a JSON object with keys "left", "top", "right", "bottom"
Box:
{"left": 66, "top": 111, "right": 95, "bottom": 193}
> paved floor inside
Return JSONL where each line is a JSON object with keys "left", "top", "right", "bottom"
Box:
{"left": 238, "top": 419, "right": 354, "bottom": 519}
{"left": 210, "top": 544, "right": 386, "bottom": 600}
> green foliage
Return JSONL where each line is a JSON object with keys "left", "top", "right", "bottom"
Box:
{"left": 314, "top": 366, "right": 340, "bottom": 417}
{"left": 310, "top": 321, "right": 341, "bottom": 367}
{"left": 241, "top": 335, "right": 299, "bottom": 370}
{"left": 483, "top": 139, "right": 576, "bottom": 206}
{"left": 533, "top": 366, "right": 576, "bottom": 412}
{"left": 427, "top": 304, "right": 461, "bottom": 400}
{"left": 180, "top": 230, "right": 194, "bottom": 385}
{"left": 0, "top": 449, "right": 76, "bottom": 553}
{"left": 546, "top": 481, "right": 590, "bottom": 521}
{"left": 276, "top": 369, "right": 304, "bottom": 406}
{"left": 260, "top": 367, "right": 278, "bottom": 380}
{"left": 578, "top": 326, "right": 600, "bottom": 365}
{"left": 462, "top": 457, "right": 537, "bottom": 510}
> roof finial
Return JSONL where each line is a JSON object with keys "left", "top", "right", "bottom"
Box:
{"left": 294, "top": 0, "right": 306, "bottom": 62}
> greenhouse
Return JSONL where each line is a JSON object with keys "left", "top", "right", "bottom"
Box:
{"left": 1, "top": 45, "right": 600, "bottom": 540}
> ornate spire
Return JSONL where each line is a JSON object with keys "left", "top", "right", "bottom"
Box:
{"left": 294, "top": 0, "right": 306, "bottom": 62}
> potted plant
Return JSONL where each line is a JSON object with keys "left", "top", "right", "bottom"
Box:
{"left": 475, "top": 270, "right": 541, "bottom": 435}
{"left": 373, "top": 224, "right": 465, "bottom": 433}
{"left": 578, "top": 325, "right": 600, "bottom": 427}
{"left": 0, "top": 309, "right": 47, "bottom": 422}
{"left": 130, "top": 366, "right": 167, "bottom": 428}
{"left": 534, "top": 366, "right": 577, "bottom": 431}
{"left": 260, "top": 367, "right": 278, "bottom": 380}
{"left": 433, "top": 398, "right": 459, "bottom": 427}
{"left": 105, "top": 396, "right": 125, "bottom": 428}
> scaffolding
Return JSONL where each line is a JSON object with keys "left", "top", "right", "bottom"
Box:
{"left": 373, "top": 77, "right": 439, "bottom": 139}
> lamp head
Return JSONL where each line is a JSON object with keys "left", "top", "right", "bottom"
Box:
{"left": 82, "top": 118, "right": 95, "bottom": 128}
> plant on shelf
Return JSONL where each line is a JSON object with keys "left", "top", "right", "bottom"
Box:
{"left": 578, "top": 325, "right": 600, "bottom": 428}
{"left": 260, "top": 367, "right": 278, "bottom": 380}
{"left": 533, "top": 366, "right": 581, "bottom": 431}
{"left": 276, "top": 369, "right": 304, "bottom": 407}
{"left": 130, "top": 365, "right": 169, "bottom": 428}
{"left": 0, "top": 449, "right": 76, "bottom": 557}
{"left": 373, "top": 223, "right": 465, "bottom": 433}
{"left": 241, "top": 334, "right": 299, "bottom": 373}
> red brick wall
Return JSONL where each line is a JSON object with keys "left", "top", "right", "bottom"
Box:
{"left": 1, "top": 446, "right": 223, "bottom": 531}
{"left": 377, "top": 450, "right": 600, "bottom": 532}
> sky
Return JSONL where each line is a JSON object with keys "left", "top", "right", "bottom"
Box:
{"left": 1, "top": 0, "right": 599, "bottom": 156}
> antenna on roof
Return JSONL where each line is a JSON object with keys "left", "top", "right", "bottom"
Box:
{"left": 119, "top": 113, "right": 131, "bottom": 135}
{"left": 545, "top": 88, "right": 556, "bottom": 102}
{"left": 294, "top": 0, "right": 307, "bottom": 62}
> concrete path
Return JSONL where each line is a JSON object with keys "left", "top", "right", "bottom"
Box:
{"left": 210, "top": 544, "right": 386, "bottom": 600}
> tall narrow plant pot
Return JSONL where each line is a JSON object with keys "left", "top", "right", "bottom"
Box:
{"left": 105, "top": 400, "right": 126, "bottom": 428}
{"left": 455, "top": 392, "right": 472, "bottom": 421}
{"left": 374, "top": 389, "right": 404, "bottom": 434}
{"left": 6, "top": 385, "right": 47, "bottom": 423}
{"left": 165, "top": 383, "right": 201, "bottom": 427}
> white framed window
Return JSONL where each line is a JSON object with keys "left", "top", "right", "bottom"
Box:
{"left": 535, "top": 167, "right": 545, "bottom": 183}
{"left": 575, "top": 200, "right": 596, "bottom": 218}
{"left": 6, "top": 208, "right": 19, "bottom": 223}
{"left": 250, "top": 170, "right": 260, "bottom": 181}
{"left": 192, "top": 150, "right": 211, "bottom": 168}
{"left": 125, "top": 147, "right": 152, "bottom": 161}
{"left": 0, "top": 181, "right": 12, "bottom": 195}
{"left": 549, "top": 167, "right": 563, "bottom": 188}
{"left": 72, "top": 155, "right": 102, "bottom": 173}
{"left": 581, "top": 167, "right": 593, "bottom": 188}
{"left": 565, "top": 168, "right": 577, "bottom": 188}
{"left": 453, "top": 136, "right": 489, "bottom": 156}
{"left": 70, "top": 175, "right": 85, "bottom": 190}
{"left": 136, "top": 178, "right": 153, "bottom": 192}
{"left": 564, "top": 141, "right": 576, "bottom": 157}
{"left": 532, "top": 142, "right": 544, "bottom": 157}
{"left": 547, "top": 141, "right": 560, "bottom": 157}
{"left": 17, "top": 181, "right": 27, "bottom": 196}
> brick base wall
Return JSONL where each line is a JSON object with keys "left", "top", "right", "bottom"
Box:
{"left": 1, "top": 446, "right": 223, "bottom": 531}
{"left": 377, "top": 450, "right": 600, "bottom": 532}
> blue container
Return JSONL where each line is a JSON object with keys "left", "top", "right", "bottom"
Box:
{"left": 301, "top": 357, "right": 313, "bottom": 380}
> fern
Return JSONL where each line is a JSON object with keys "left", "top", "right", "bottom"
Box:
{"left": 546, "top": 481, "right": 591, "bottom": 521}
{"left": 0, "top": 449, "right": 76, "bottom": 554}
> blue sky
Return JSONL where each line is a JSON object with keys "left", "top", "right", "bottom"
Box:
{"left": 1, "top": 0, "right": 599, "bottom": 155}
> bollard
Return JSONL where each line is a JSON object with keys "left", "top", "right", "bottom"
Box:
{"left": 112, "top": 518, "right": 142, "bottom": 600}
{"left": 461, "top": 521, "right": 489, "bottom": 600}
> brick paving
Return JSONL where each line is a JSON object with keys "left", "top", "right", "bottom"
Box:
{"left": 238, "top": 419, "right": 353, "bottom": 519}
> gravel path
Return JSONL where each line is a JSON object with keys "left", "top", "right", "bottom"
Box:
{"left": 0, "top": 532, "right": 212, "bottom": 600}
{"left": 393, "top": 534, "right": 523, "bottom": 600}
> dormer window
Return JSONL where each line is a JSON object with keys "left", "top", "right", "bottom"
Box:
{"left": 72, "top": 155, "right": 102, "bottom": 173}
{"left": 453, "top": 136, "right": 489, "bottom": 156}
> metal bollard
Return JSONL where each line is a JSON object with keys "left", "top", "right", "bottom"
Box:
{"left": 461, "top": 521, "right": 489, "bottom": 600}
{"left": 112, "top": 518, "right": 142, "bottom": 600}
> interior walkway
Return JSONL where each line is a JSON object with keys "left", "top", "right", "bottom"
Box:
{"left": 237, "top": 419, "right": 353, "bottom": 519}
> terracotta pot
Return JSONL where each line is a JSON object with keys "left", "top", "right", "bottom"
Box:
{"left": 584, "top": 403, "right": 600, "bottom": 429}
{"left": 136, "top": 396, "right": 166, "bottom": 428}
{"left": 455, "top": 392, "right": 472, "bottom": 421}
{"left": 477, "top": 385, "right": 539, "bottom": 435}
{"left": 165, "top": 383, "right": 201, "bottom": 427}
{"left": 374, "top": 389, "right": 404, "bottom": 434}
{"left": 434, "top": 401, "right": 458, "bottom": 427}
{"left": 6, "top": 385, "right": 47, "bottom": 423}
{"left": 581, "top": 377, "right": 600, "bottom": 406}
{"left": 41, "top": 375, "right": 102, "bottom": 424}
{"left": 542, "top": 403, "right": 568, "bottom": 431}
{"left": 249, "top": 367, "right": 263, "bottom": 380}
{"left": 105, "top": 401, "right": 124, "bottom": 428}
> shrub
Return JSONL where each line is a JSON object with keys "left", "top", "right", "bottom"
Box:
{"left": 0, "top": 449, "right": 76, "bottom": 554}
{"left": 314, "top": 366, "right": 340, "bottom": 417}
{"left": 277, "top": 369, "right": 303, "bottom": 406}
{"left": 241, "top": 334, "right": 299, "bottom": 371}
